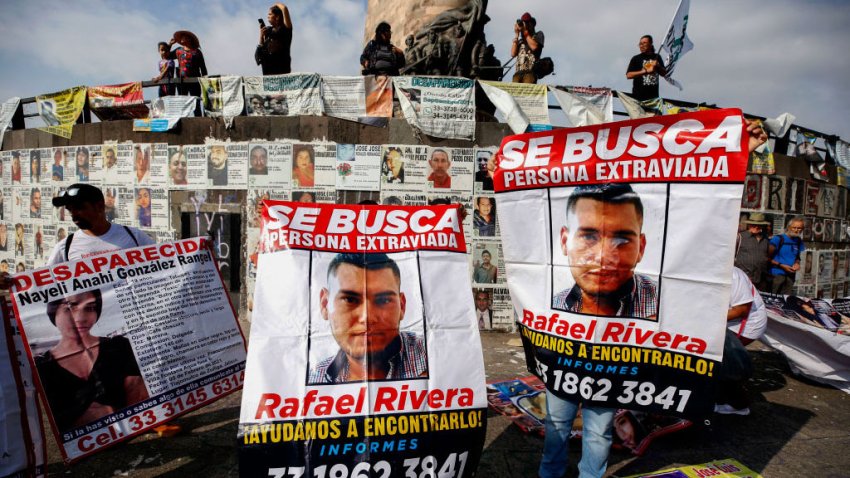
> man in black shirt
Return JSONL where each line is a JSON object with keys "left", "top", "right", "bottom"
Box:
{"left": 625, "top": 35, "right": 667, "bottom": 101}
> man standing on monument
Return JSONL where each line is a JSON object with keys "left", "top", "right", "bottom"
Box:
{"left": 510, "top": 12, "right": 544, "bottom": 84}
{"left": 768, "top": 216, "right": 806, "bottom": 295}
{"left": 360, "top": 22, "right": 406, "bottom": 76}
{"left": 625, "top": 35, "right": 667, "bottom": 101}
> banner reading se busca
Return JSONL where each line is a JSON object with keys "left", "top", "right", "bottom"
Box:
{"left": 239, "top": 202, "right": 487, "bottom": 477}
{"left": 495, "top": 109, "right": 749, "bottom": 418}
{"left": 11, "top": 238, "right": 247, "bottom": 463}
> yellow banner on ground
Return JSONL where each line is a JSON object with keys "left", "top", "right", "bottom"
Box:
{"left": 36, "top": 86, "right": 86, "bottom": 138}
{"left": 625, "top": 458, "right": 763, "bottom": 477}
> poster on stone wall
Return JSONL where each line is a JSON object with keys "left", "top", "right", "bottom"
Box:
{"left": 379, "top": 145, "right": 429, "bottom": 192}
{"left": 335, "top": 143, "right": 381, "bottom": 191}
{"left": 805, "top": 181, "right": 821, "bottom": 215}
{"left": 473, "top": 148, "right": 497, "bottom": 194}
{"left": 812, "top": 217, "right": 825, "bottom": 242}
{"left": 816, "top": 250, "right": 833, "bottom": 286}
{"left": 742, "top": 174, "right": 762, "bottom": 209}
{"left": 247, "top": 142, "right": 292, "bottom": 189}
{"left": 785, "top": 178, "right": 806, "bottom": 214}
{"left": 799, "top": 250, "right": 815, "bottom": 285}
{"left": 321, "top": 76, "right": 394, "bottom": 124}
{"left": 763, "top": 176, "right": 785, "bottom": 212}
{"left": 819, "top": 185, "right": 838, "bottom": 217}
{"left": 394, "top": 76, "right": 476, "bottom": 141}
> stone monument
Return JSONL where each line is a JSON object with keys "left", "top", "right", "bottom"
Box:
{"left": 363, "top": 0, "right": 499, "bottom": 78}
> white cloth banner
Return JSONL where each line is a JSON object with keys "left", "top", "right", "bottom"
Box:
{"left": 243, "top": 73, "right": 324, "bottom": 117}
{"left": 763, "top": 112, "right": 796, "bottom": 138}
{"left": 200, "top": 75, "right": 244, "bottom": 129}
{"left": 659, "top": 0, "right": 694, "bottom": 90}
{"left": 0, "top": 97, "right": 20, "bottom": 148}
{"left": 479, "top": 81, "right": 549, "bottom": 134}
{"left": 494, "top": 109, "right": 749, "bottom": 418}
{"left": 239, "top": 202, "right": 487, "bottom": 476}
{"left": 549, "top": 86, "right": 613, "bottom": 127}
{"left": 617, "top": 91, "right": 655, "bottom": 119}
{"left": 394, "top": 76, "right": 476, "bottom": 140}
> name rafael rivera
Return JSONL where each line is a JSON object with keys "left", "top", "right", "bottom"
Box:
{"left": 253, "top": 384, "right": 475, "bottom": 420}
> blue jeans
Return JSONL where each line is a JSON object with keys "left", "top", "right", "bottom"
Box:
{"left": 538, "top": 390, "right": 615, "bottom": 478}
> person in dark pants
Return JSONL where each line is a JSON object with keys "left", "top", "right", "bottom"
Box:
{"left": 255, "top": 3, "right": 293, "bottom": 75}
{"left": 360, "top": 22, "right": 405, "bottom": 76}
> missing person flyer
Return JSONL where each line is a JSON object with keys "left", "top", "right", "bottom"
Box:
{"left": 239, "top": 202, "right": 486, "bottom": 477}
{"left": 495, "top": 109, "right": 749, "bottom": 418}
{"left": 10, "top": 238, "right": 247, "bottom": 462}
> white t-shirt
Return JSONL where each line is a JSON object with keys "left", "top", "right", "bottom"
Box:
{"left": 47, "top": 224, "right": 156, "bottom": 264}
{"left": 729, "top": 267, "right": 767, "bottom": 340}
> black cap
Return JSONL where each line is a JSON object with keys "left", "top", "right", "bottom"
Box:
{"left": 52, "top": 183, "right": 104, "bottom": 207}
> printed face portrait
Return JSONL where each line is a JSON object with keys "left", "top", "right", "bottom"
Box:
{"left": 137, "top": 188, "right": 151, "bottom": 209}
{"left": 320, "top": 261, "right": 406, "bottom": 362}
{"left": 0, "top": 224, "right": 7, "bottom": 246}
{"left": 249, "top": 96, "right": 265, "bottom": 115}
{"left": 105, "top": 149, "right": 117, "bottom": 168}
{"left": 269, "top": 96, "right": 287, "bottom": 115}
{"left": 295, "top": 149, "right": 313, "bottom": 171}
{"left": 429, "top": 149, "right": 450, "bottom": 179}
{"left": 11, "top": 155, "right": 21, "bottom": 177}
{"left": 250, "top": 146, "right": 268, "bottom": 175}
{"left": 293, "top": 191, "right": 315, "bottom": 203}
{"left": 30, "top": 189, "right": 41, "bottom": 216}
{"left": 475, "top": 290, "right": 490, "bottom": 311}
{"left": 209, "top": 146, "right": 227, "bottom": 170}
{"left": 561, "top": 197, "right": 646, "bottom": 297}
{"left": 76, "top": 148, "right": 88, "bottom": 166}
{"left": 169, "top": 149, "right": 187, "bottom": 184}
{"left": 476, "top": 197, "right": 493, "bottom": 217}
{"left": 0, "top": 261, "right": 7, "bottom": 273}
{"left": 552, "top": 183, "right": 664, "bottom": 320}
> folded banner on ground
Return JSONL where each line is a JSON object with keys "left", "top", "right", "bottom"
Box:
{"left": 495, "top": 109, "right": 749, "bottom": 418}
{"left": 239, "top": 202, "right": 487, "bottom": 477}
{"left": 36, "top": 86, "right": 87, "bottom": 139}
{"left": 1, "top": 299, "right": 46, "bottom": 477}
{"left": 244, "top": 73, "right": 323, "bottom": 117}
{"left": 11, "top": 238, "right": 247, "bottom": 462}
{"left": 479, "top": 81, "right": 549, "bottom": 134}
{"left": 624, "top": 458, "right": 763, "bottom": 478}
{"left": 88, "top": 82, "right": 149, "bottom": 121}
{"left": 200, "top": 76, "right": 244, "bottom": 129}
{"left": 394, "top": 76, "right": 476, "bottom": 140}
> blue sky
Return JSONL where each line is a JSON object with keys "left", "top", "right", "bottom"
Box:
{"left": 1, "top": 0, "right": 849, "bottom": 140}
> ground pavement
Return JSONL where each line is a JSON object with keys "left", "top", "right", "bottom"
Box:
{"left": 40, "top": 323, "right": 850, "bottom": 477}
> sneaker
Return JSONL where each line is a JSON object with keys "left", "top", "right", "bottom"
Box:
{"left": 714, "top": 403, "right": 750, "bottom": 416}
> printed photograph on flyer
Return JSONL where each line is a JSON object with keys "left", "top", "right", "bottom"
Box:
{"left": 549, "top": 183, "right": 668, "bottom": 321}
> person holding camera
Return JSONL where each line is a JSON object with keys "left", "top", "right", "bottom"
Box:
{"left": 255, "top": 3, "right": 293, "bottom": 75}
{"left": 360, "top": 22, "right": 406, "bottom": 76}
{"left": 510, "top": 12, "right": 544, "bottom": 84}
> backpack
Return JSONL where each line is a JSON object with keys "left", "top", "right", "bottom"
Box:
{"left": 770, "top": 234, "right": 802, "bottom": 262}
{"left": 533, "top": 57, "right": 555, "bottom": 79}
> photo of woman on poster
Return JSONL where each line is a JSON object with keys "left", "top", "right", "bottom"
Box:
{"left": 136, "top": 188, "right": 152, "bottom": 228}
{"left": 75, "top": 147, "right": 90, "bottom": 181}
{"left": 11, "top": 151, "right": 22, "bottom": 183}
{"left": 35, "top": 290, "right": 149, "bottom": 432}
{"left": 292, "top": 145, "right": 315, "bottom": 187}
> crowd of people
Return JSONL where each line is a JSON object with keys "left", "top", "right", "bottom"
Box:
{"left": 149, "top": 6, "right": 667, "bottom": 104}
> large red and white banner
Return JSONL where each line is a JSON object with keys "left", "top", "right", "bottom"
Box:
{"left": 239, "top": 202, "right": 487, "bottom": 477}
{"left": 495, "top": 109, "right": 749, "bottom": 417}
{"left": 11, "top": 238, "right": 246, "bottom": 462}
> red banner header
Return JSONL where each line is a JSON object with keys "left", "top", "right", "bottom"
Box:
{"left": 494, "top": 108, "right": 748, "bottom": 192}
{"left": 260, "top": 202, "right": 466, "bottom": 254}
